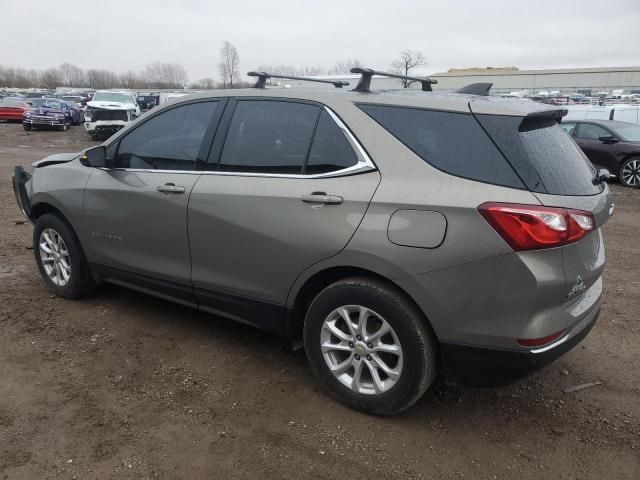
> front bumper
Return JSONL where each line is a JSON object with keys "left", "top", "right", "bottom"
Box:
{"left": 440, "top": 305, "right": 599, "bottom": 387}
{"left": 84, "top": 121, "right": 125, "bottom": 138}
{"left": 23, "top": 118, "right": 64, "bottom": 126}
{"left": 12, "top": 165, "right": 32, "bottom": 220}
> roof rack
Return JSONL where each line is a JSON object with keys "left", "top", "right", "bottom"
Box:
{"left": 455, "top": 83, "right": 493, "bottom": 96}
{"left": 247, "top": 71, "right": 349, "bottom": 89}
{"left": 350, "top": 67, "right": 438, "bottom": 92}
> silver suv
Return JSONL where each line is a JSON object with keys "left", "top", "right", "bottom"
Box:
{"left": 13, "top": 71, "right": 613, "bottom": 414}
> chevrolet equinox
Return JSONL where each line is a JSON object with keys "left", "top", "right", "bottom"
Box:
{"left": 12, "top": 71, "right": 613, "bottom": 414}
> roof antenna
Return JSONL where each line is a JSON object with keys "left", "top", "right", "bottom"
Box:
{"left": 456, "top": 83, "right": 493, "bottom": 96}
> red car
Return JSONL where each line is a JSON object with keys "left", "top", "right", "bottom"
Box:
{"left": 0, "top": 99, "right": 31, "bottom": 122}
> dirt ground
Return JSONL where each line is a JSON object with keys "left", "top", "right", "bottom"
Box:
{"left": 0, "top": 122, "right": 638, "bottom": 480}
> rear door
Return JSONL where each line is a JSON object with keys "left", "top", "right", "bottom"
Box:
{"left": 188, "top": 99, "right": 380, "bottom": 332}
{"left": 81, "top": 100, "right": 224, "bottom": 300}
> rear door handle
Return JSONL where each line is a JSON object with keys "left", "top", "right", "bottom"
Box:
{"left": 301, "top": 193, "right": 343, "bottom": 205}
{"left": 156, "top": 183, "right": 186, "bottom": 194}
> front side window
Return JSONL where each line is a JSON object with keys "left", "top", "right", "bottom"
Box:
{"left": 218, "top": 100, "right": 319, "bottom": 174}
{"left": 576, "top": 123, "right": 609, "bottom": 140}
{"left": 114, "top": 101, "right": 219, "bottom": 170}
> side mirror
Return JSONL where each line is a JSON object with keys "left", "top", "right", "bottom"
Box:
{"left": 80, "top": 145, "right": 106, "bottom": 168}
{"left": 598, "top": 135, "right": 618, "bottom": 143}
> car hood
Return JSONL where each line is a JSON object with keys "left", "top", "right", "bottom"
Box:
{"left": 87, "top": 100, "right": 136, "bottom": 110}
{"left": 32, "top": 152, "right": 79, "bottom": 168}
{"left": 29, "top": 107, "right": 63, "bottom": 116}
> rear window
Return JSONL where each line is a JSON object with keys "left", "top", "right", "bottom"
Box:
{"left": 357, "top": 104, "right": 525, "bottom": 189}
{"left": 476, "top": 115, "right": 601, "bottom": 196}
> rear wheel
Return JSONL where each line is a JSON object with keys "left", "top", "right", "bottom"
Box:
{"left": 303, "top": 277, "right": 437, "bottom": 415}
{"left": 620, "top": 157, "right": 640, "bottom": 188}
{"left": 33, "top": 214, "right": 97, "bottom": 299}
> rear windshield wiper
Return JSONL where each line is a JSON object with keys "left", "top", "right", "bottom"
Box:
{"left": 592, "top": 169, "right": 612, "bottom": 185}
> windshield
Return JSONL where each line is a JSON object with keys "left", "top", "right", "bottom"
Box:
{"left": 32, "top": 99, "right": 63, "bottom": 110}
{"left": 612, "top": 123, "right": 640, "bottom": 142}
{"left": 93, "top": 92, "right": 134, "bottom": 104}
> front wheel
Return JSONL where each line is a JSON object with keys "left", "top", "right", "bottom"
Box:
{"left": 23, "top": 123, "right": 32, "bottom": 131}
{"left": 620, "top": 157, "right": 640, "bottom": 188}
{"left": 303, "top": 277, "right": 438, "bottom": 415}
{"left": 33, "top": 214, "right": 97, "bottom": 299}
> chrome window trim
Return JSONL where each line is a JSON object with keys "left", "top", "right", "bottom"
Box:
{"left": 102, "top": 106, "right": 377, "bottom": 179}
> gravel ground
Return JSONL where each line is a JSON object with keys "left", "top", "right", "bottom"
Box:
{"left": 1, "top": 122, "right": 639, "bottom": 480}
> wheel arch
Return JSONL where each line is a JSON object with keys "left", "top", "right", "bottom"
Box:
{"left": 284, "top": 264, "right": 439, "bottom": 344}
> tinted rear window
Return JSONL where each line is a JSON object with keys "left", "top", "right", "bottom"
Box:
{"left": 476, "top": 115, "right": 601, "bottom": 196}
{"left": 357, "top": 104, "right": 525, "bottom": 189}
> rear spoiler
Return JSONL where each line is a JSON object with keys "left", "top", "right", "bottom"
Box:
{"left": 523, "top": 108, "right": 567, "bottom": 124}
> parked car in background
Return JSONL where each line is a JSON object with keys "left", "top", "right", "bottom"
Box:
{"left": 23, "top": 98, "right": 71, "bottom": 131}
{"left": 564, "top": 104, "right": 640, "bottom": 125}
{"left": 61, "top": 100, "right": 83, "bottom": 125}
{"left": 136, "top": 93, "right": 160, "bottom": 111}
{"left": 13, "top": 81, "right": 612, "bottom": 414}
{"left": 84, "top": 90, "right": 140, "bottom": 140}
{"left": 24, "top": 91, "right": 49, "bottom": 105}
{"left": 561, "top": 119, "right": 640, "bottom": 188}
{"left": 0, "top": 98, "right": 31, "bottom": 122}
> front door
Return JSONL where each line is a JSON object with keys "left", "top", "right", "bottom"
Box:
{"left": 81, "top": 100, "right": 224, "bottom": 299}
{"left": 574, "top": 122, "right": 616, "bottom": 170}
{"left": 188, "top": 99, "right": 380, "bottom": 333}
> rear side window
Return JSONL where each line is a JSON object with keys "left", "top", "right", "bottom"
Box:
{"left": 475, "top": 115, "right": 602, "bottom": 196}
{"left": 306, "top": 111, "right": 358, "bottom": 174}
{"left": 115, "top": 101, "right": 218, "bottom": 170}
{"left": 357, "top": 104, "right": 525, "bottom": 189}
{"left": 219, "top": 100, "right": 319, "bottom": 174}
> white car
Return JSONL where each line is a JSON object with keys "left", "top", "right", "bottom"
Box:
{"left": 84, "top": 91, "right": 140, "bottom": 140}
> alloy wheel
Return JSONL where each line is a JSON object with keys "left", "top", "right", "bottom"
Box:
{"left": 39, "top": 228, "right": 71, "bottom": 286}
{"left": 622, "top": 159, "right": 640, "bottom": 187}
{"left": 320, "top": 305, "right": 403, "bottom": 395}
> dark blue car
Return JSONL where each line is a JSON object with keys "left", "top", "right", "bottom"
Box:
{"left": 23, "top": 98, "right": 81, "bottom": 130}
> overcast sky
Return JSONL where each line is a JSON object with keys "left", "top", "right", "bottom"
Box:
{"left": 2, "top": 0, "right": 639, "bottom": 81}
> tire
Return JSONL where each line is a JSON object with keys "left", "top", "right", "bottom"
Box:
{"left": 23, "top": 123, "right": 32, "bottom": 131}
{"left": 619, "top": 157, "right": 640, "bottom": 188}
{"left": 33, "top": 213, "right": 97, "bottom": 299}
{"left": 303, "top": 276, "right": 438, "bottom": 415}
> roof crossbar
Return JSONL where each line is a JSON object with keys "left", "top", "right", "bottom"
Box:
{"left": 247, "top": 71, "right": 349, "bottom": 89}
{"left": 350, "top": 67, "right": 438, "bottom": 92}
{"left": 456, "top": 82, "right": 493, "bottom": 96}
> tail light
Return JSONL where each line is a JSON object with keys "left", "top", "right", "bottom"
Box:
{"left": 478, "top": 202, "right": 595, "bottom": 251}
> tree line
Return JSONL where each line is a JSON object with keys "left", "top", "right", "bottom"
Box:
{"left": 0, "top": 39, "right": 426, "bottom": 90}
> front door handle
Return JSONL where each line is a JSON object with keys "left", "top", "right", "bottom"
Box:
{"left": 156, "top": 183, "right": 186, "bottom": 194}
{"left": 301, "top": 193, "right": 343, "bottom": 205}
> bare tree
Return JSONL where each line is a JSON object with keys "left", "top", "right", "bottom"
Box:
{"left": 142, "top": 62, "right": 187, "bottom": 88}
{"left": 391, "top": 50, "right": 426, "bottom": 88}
{"left": 218, "top": 41, "right": 240, "bottom": 88}
{"left": 327, "top": 59, "right": 363, "bottom": 75}
{"left": 59, "top": 63, "right": 87, "bottom": 87}
{"left": 41, "top": 68, "right": 62, "bottom": 89}
{"left": 190, "top": 77, "right": 216, "bottom": 89}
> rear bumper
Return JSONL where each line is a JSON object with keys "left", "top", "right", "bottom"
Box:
{"left": 441, "top": 305, "right": 599, "bottom": 387}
